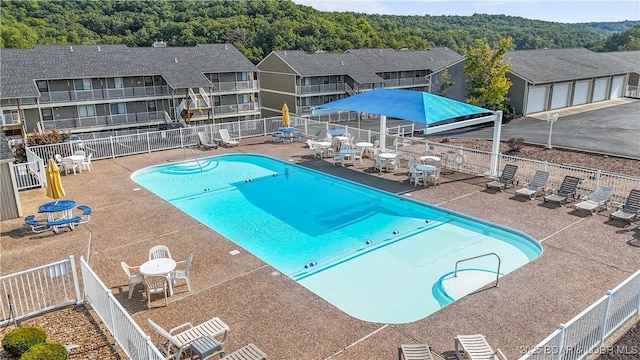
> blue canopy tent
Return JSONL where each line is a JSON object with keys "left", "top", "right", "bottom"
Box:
{"left": 312, "top": 88, "right": 504, "bottom": 176}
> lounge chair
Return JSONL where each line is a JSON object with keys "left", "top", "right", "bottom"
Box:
{"left": 219, "top": 128, "right": 239, "bottom": 147}
{"left": 610, "top": 189, "right": 640, "bottom": 224}
{"left": 515, "top": 170, "right": 549, "bottom": 200}
{"left": 147, "top": 317, "right": 229, "bottom": 360}
{"left": 198, "top": 131, "right": 218, "bottom": 150}
{"left": 222, "top": 343, "right": 267, "bottom": 360}
{"left": 399, "top": 343, "right": 433, "bottom": 360}
{"left": 574, "top": 186, "right": 614, "bottom": 215}
{"left": 485, "top": 164, "right": 518, "bottom": 191}
{"left": 455, "top": 334, "right": 507, "bottom": 360}
{"left": 544, "top": 175, "right": 581, "bottom": 205}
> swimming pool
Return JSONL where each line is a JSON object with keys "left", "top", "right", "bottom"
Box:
{"left": 132, "top": 154, "right": 542, "bottom": 323}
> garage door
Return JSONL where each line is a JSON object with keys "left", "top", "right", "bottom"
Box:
{"left": 592, "top": 78, "right": 609, "bottom": 102}
{"left": 525, "top": 86, "right": 547, "bottom": 114}
{"left": 572, "top": 80, "right": 590, "bottom": 105}
{"left": 550, "top": 83, "right": 570, "bottom": 109}
{"left": 609, "top": 76, "right": 625, "bottom": 99}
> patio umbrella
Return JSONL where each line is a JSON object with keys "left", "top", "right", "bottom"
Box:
{"left": 282, "top": 103, "right": 290, "bottom": 127}
{"left": 46, "top": 158, "right": 65, "bottom": 200}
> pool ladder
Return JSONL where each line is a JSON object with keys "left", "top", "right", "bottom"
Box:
{"left": 454, "top": 252, "right": 501, "bottom": 287}
{"left": 184, "top": 146, "right": 204, "bottom": 172}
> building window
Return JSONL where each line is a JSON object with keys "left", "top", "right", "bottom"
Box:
{"left": 302, "top": 78, "right": 311, "bottom": 86}
{"left": 211, "top": 73, "right": 219, "bottom": 82}
{"left": 236, "top": 72, "right": 248, "bottom": 82}
{"left": 237, "top": 94, "right": 249, "bottom": 104}
{"left": 37, "top": 81, "right": 49, "bottom": 92}
{"left": 144, "top": 76, "right": 153, "bottom": 86}
{"left": 214, "top": 96, "right": 221, "bottom": 106}
{"left": 74, "top": 78, "right": 92, "bottom": 90}
{"left": 42, "top": 108, "right": 53, "bottom": 121}
{"left": 301, "top": 97, "right": 310, "bottom": 106}
{"left": 78, "top": 105, "right": 96, "bottom": 117}
{"left": 110, "top": 103, "right": 126, "bottom": 114}
{"left": 147, "top": 101, "right": 156, "bottom": 112}
{"left": 107, "top": 77, "right": 123, "bottom": 89}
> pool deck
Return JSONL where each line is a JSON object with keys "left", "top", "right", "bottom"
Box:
{"left": 2, "top": 136, "right": 639, "bottom": 360}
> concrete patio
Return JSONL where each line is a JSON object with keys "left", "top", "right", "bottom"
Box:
{"left": 1, "top": 136, "right": 638, "bottom": 360}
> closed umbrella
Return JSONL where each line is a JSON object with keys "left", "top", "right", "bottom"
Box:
{"left": 46, "top": 158, "right": 65, "bottom": 200}
{"left": 282, "top": 103, "right": 290, "bottom": 127}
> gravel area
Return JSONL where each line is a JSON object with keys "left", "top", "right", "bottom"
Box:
{"left": 438, "top": 138, "right": 640, "bottom": 178}
{"left": 598, "top": 317, "right": 640, "bottom": 360}
{"left": 0, "top": 305, "right": 124, "bottom": 360}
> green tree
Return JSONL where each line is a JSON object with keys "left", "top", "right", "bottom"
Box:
{"left": 463, "top": 37, "right": 513, "bottom": 109}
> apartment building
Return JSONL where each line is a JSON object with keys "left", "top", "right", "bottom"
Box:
{"left": 257, "top": 47, "right": 465, "bottom": 117}
{"left": 0, "top": 42, "right": 260, "bottom": 139}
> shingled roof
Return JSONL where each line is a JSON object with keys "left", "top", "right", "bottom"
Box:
{"left": 0, "top": 44, "right": 257, "bottom": 99}
{"left": 270, "top": 47, "right": 462, "bottom": 85}
{"left": 0, "top": 133, "right": 14, "bottom": 163}
{"left": 506, "top": 48, "right": 635, "bottom": 84}
{"left": 599, "top": 50, "right": 640, "bottom": 73}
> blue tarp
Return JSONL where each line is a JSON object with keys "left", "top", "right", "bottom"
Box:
{"left": 313, "top": 88, "right": 492, "bottom": 126}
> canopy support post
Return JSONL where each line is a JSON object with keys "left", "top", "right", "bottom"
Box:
{"left": 379, "top": 115, "right": 387, "bottom": 150}
{"left": 490, "top": 111, "right": 503, "bottom": 177}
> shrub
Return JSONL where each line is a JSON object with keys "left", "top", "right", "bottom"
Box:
{"left": 507, "top": 137, "right": 525, "bottom": 153}
{"left": 20, "top": 342, "right": 68, "bottom": 360}
{"left": 1, "top": 326, "right": 47, "bottom": 357}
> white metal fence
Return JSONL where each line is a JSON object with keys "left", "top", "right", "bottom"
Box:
{"left": 0, "top": 256, "right": 81, "bottom": 326}
{"left": 519, "top": 270, "right": 640, "bottom": 360}
{"left": 79, "top": 256, "right": 164, "bottom": 360}
{"left": 15, "top": 116, "right": 640, "bottom": 204}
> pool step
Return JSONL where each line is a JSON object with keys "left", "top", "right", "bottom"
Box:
{"left": 437, "top": 269, "right": 501, "bottom": 302}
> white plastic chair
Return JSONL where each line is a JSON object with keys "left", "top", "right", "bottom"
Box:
{"left": 171, "top": 253, "right": 193, "bottom": 292}
{"left": 62, "top": 158, "right": 78, "bottom": 175}
{"left": 80, "top": 153, "right": 93, "bottom": 172}
{"left": 408, "top": 160, "right": 424, "bottom": 186}
{"left": 149, "top": 245, "right": 172, "bottom": 260}
{"left": 121, "top": 262, "right": 144, "bottom": 299}
{"left": 144, "top": 276, "right": 169, "bottom": 309}
{"left": 74, "top": 149, "right": 86, "bottom": 157}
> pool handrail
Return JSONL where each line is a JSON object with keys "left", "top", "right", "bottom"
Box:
{"left": 454, "top": 252, "right": 501, "bottom": 287}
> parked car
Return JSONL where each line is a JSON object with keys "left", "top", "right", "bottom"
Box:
{"left": 67, "top": 134, "right": 84, "bottom": 149}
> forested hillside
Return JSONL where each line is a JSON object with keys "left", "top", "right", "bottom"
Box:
{"left": 1, "top": 0, "right": 638, "bottom": 63}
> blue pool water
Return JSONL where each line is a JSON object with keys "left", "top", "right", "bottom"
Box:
{"left": 132, "top": 154, "right": 542, "bottom": 323}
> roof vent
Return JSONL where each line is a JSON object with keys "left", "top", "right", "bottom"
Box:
{"left": 368, "top": 49, "right": 371, "bottom": 53}
{"left": 399, "top": 47, "right": 409, "bottom": 51}
{"left": 152, "top": 40, "right": 167, "bottom": 47}
{"left": 174, "top": 57, "right": 178, "bottom": 63}
{"left": 225, "top": 44, "right": 228, "bottom": 50}
{"left": 284, "top": 50, "right": 287, "bottom": 55}
{"left": 70, "top": 46, "right": 73, "bottom": 52}
{"left": 97, "top": 46, "right": 101, "bottom": 51}
{"left": 341, "top": 60, "right": 344, "bottom": 65}
{"left": 430, "top": 57, "right": 433, "bottom": 61}
{"left": 379, "top": 49, "right": 382, "bottom": 52}
{"left": 425, "top": 48, "right": 431, "bottom": 51}
{"left": 315, "top": 50, "right": 325, "bottom": 54}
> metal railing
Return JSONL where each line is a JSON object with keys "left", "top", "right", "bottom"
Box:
{"left": 38, "top": 85, "right": 170, "bottom": 103}
{"left": 0, "top": 256, "right": 82, "bottom": 326}
{"left": 454, "top": 253, "right": 501, "bottom": 287}
{"left": 79, "top": 256, "right": 165, "bottom": 360}
{"left": 519, "top": 270, "right": 640, "bottom": 360}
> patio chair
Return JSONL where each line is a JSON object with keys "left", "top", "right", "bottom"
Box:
{"left": 544, "top": 176, "right": 581, "bottom": 205}
{"left": 408, "top": 159, "right": 425, "bottom": 186}
{"left": 120, "top": 261, "right": 143, "bottom": 299}
{"left": 425, "top": 166, "right": 441, "bottom": 186}
{"left": 399, "top": 343, "right": 433, "bottom": 360}
{"left": 218, "top": 128, "right": 239, "bottom": 147}
{"left": 515, "top": 170, "right": 550, "bottom": 200}
{"left": 147, "top": 317, "right": 229, "bottom": 360}
{"left": 198, "top": 131, "right": 218, "bottom": 150}
{"left": 455, "top": 334, "right": 507, "bottom": 360}
{"left": 144, "top": 276, "right": 169, "bottom": 309}
{"left": 610, "top": 189, "right": 640, "bottom": 225}
{"left": 80, "top": 153, "right": 93, "bottom": 172}
{"left": 485, "top": 164, "right": 518, "bottom": 191}
{"left": 574, "top": 186, "right": 614, "bottom": 215}
{"left": 62, "top": 157, "right": 79, "bottom": 175}
{"left": 171, "top": 253, "right": 193, "bottom": 292}
{"left": 221, "top": 343, "right": 267, "bottom": 360}
{"left": 149, "top": 245, "right": 172, "bottom": 260}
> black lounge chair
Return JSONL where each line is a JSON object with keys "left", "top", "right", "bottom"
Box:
{"left": 544, "top": 175, "right": 581, "bottom": 205}
{"left": 610, "top": 189, "right": 640, "bottom": 225}
{"left": 486, "top": 164, "right": 518, "bottom": 191}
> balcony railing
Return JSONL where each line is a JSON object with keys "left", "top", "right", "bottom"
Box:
{"left": 296, "top": 83, "right": 347, "bottom": 95}
{"left": 41, "top": 110, "right": 166, "bottom": 131}
{"left": 383, "top": 77, "right": 429, "bottom": 88}
{"left": 38, "top": 85, "right": 171, "bottom": 104}
{"left": 212, "top": 80, "right": 258, "bottom": 92}
{"left": 2, "top": 112, "right": 21, "bottom": 126}
{"left": 213, "top": 102, "right": 259, "bottom": 115}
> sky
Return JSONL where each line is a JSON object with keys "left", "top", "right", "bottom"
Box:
{"left": 292, "top": 0, "right": 640, "bottom": 23}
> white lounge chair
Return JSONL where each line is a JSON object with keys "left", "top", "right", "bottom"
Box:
{"left": 515, "top": 170, "right": 549, "bottom": 200}
{"left": 120, "top": 261, "right": 143, "bottom": 299}
{"left": 455, "top": 334, "right": 507, "bottom": 360}
{"left": 147, "top": 317, "right": 229, "bottom": 360}
{"left": 399, "top": 343, "right": 433, "bottom": 360}
{"left": 198, "top": 131, "right": 218, "bottom": 149}
{"left": 222, "top": 343, "right": 267, "bottom": 360}
{"left": 574, "top": 186, "right": 613, "bottom": 215}
{"left": 219, "top": 128, "right": 239, "bottom": 147}
{"left": 610, "top": 189, "right": 640, "bottom": 224}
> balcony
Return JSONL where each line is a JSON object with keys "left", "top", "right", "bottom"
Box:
{"left": 213, "top": 102, "right": 259, "bottom": 115}
{"left": 296, "top": 83, "right": 346, "bottom": 95}
{"left": 41, "top": 111, "right": 166, "bottom": 131}
{"left": 2, "top": 112, "right": 21, "bottom": 126}
{"left": 212, "top": 80, "right": 258, "bottom": 93}
{"left": 38, "top": 86, "right": 171, "bottom": 104}
{"left": 383, "top": 77, "right": 429, "bottom": 88}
